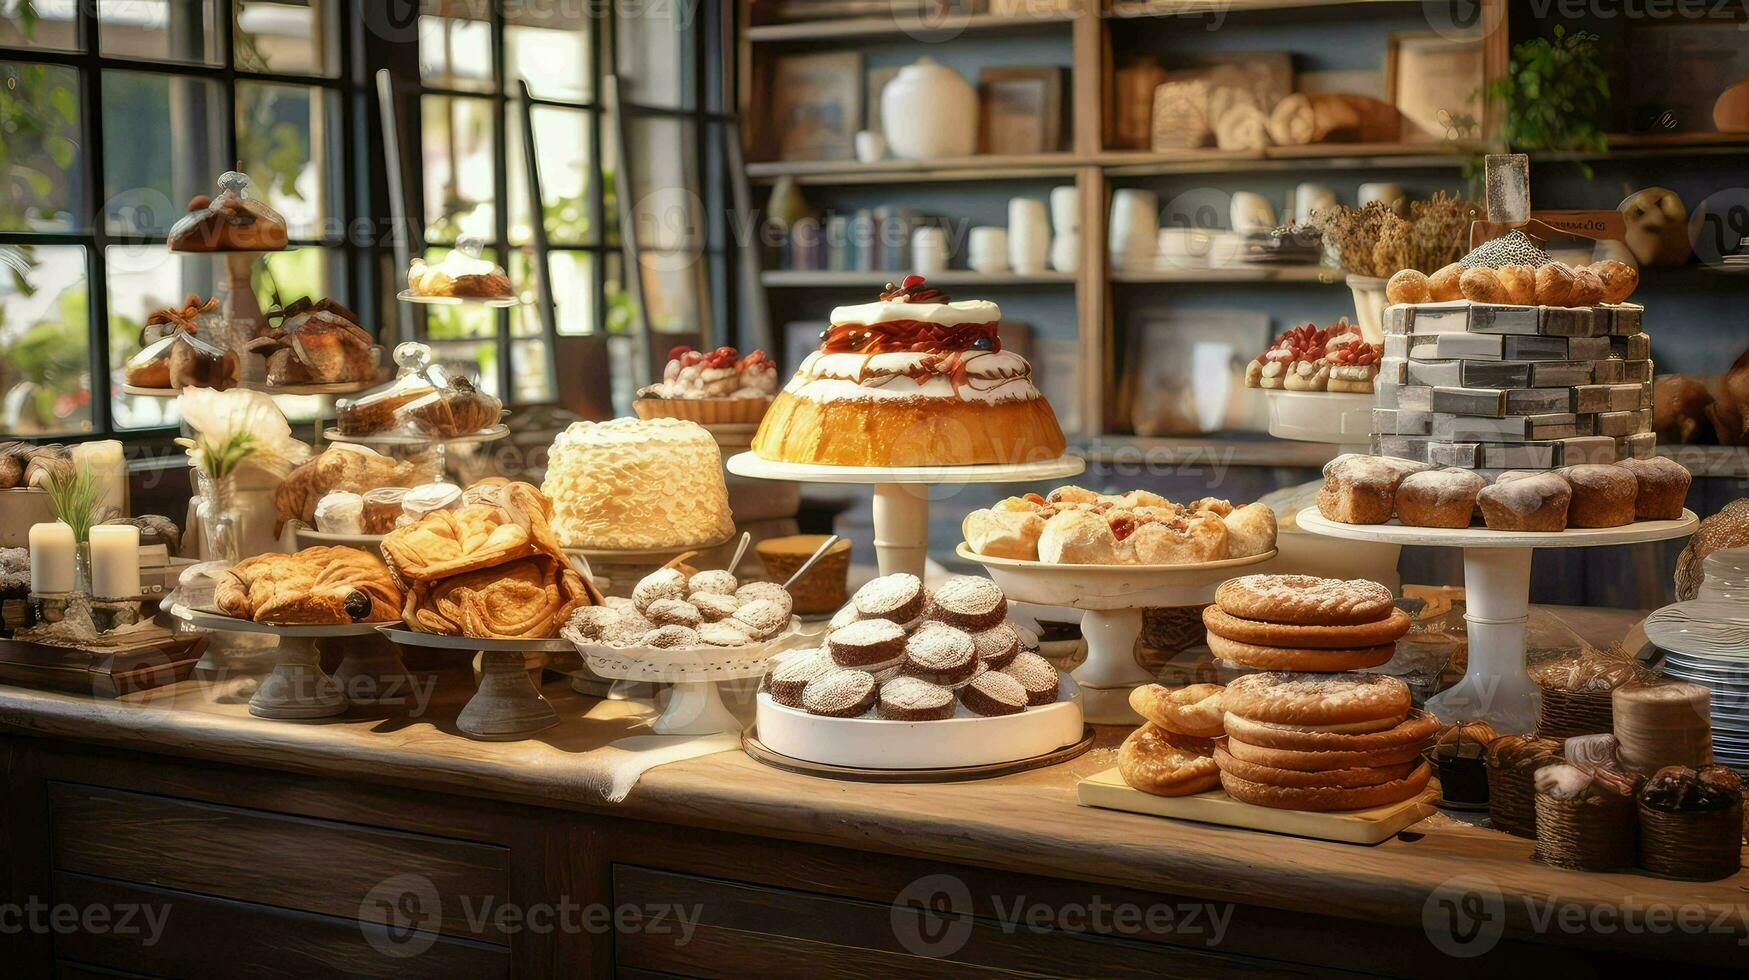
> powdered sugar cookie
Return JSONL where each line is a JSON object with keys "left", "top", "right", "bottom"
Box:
{"left": 1202, "top": 605, "right": 1410, "bottom": 649}
{"left": 1214, "top": 574, "right": 1394, "bottom": 626}
{"left": 1205, "top": 634, "right": 1395, "bottom": 672}
{"left": 1222, "top": 671, "right": 1410, "bottom": 727}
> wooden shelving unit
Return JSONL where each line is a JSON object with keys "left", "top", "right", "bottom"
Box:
{"left": 736, "top": 0, "right": 1746, "bottom": 470}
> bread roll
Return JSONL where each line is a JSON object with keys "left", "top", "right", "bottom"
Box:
{"left": 1557, "top": 464, "right": 1636, "bottom": 528}
{"left": 1479, "top": 473, "right": 1571, "bottom": 532}
{"left": 1535, "top": 262, "right": 1581, "bottom": 307}
{"left": 1570, "top": 267, "right": 1606, "bottom": 307}
{"left": 1588, "top": 259, "right": 1639, "bottom": 304}
{"left": 1386, "top": 269, "right": 1431, "bottom": 304}
{"left": 1428, "top": 262, "right": 1465, "bottom": 301}
{"left": 1498, "top": 265, "right": 1537, "bottom": 305}
{"left": 1459, "top": 267, "right": 1509, "bottom": 304}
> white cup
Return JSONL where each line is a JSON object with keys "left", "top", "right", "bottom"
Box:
{"left": 1049, "top": 185, "right": 1079, "bottom": 232}
{"left": 1108, "top": 188, "right": 1159, "bottom": 269}
{"left": 1008, "top": 198, "right": 1049, "bottom": 275}
{"left": 968, "top": 226, "right": 1009, "bottom": 274}
{"left": 1293, "top": 183, "right": 1337, "bottom": 225}
{"left": 1229, "top": 191, "right": 1276, "bottom": 235}
{"left": 854, "top": 130, "right": 886, "bottom": 164}
{"left": 911, "top": 226, "right": 948, "bottom": 275}
{"left": 1359, "top": 182, "right": 1406, "bottom": 216}
{"left": 1050, "top": 231, "right": 1078, "bottom": 273}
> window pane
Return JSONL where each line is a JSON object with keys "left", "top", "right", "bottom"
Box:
{"left": 510, "top": 340, "right": 550, "bottom": 402}
{"left": 237, "top": 81, "right": 339, "bottom": 240}
{"left": 419, "top": 6, "right": 493, "bottom": 93}
{"left": 638, "top": 253, "right": 703, "bottom": 335}
{"left": 235, "top": 0, "right": 337, "bottom": 76}
{"left": 101, "top": 70, "right": 227, "bottom": 237}
{"left": 256, "top": 246, "right": 338, "bottom": 313}
{"left": 107, "top": 246, "right": 228, "bottom": 429}
{"left": 99, "top": 0, "right": 224, "bottom": 65}
{"left": 421, "top": 94, "right": 496, "bottom": 242}
{"left": 508, "top": 105, "right": 595, "bottom": 246}
{"left": 0, "top": 62, "right": 82, "bottom": 232}
{"left": 0, "top": 244, "right": 90, "bottom": 436}
{"left": 506, "top": 8, "right": 592, "bottom": 103}
{"left": 604, "top": 250, "right": 632, "bottom": 334}
{"left": 523, "top": 250, "right": 594, "bottom": 337}
{"left": 1, "top": 3, "right": 80, "bottom": 49}
{"left": 616, "top": 4, "right": 688, "bottom": 109}
{"left": 622, "top": 115, "right": 701, "bottom": 253}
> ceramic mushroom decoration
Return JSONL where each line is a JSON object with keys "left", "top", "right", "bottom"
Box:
{"left": 881, "top": 58, "right": 978, "bottom": 161}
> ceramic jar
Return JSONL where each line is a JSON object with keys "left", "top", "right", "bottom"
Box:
{"left": 881, "top": 58, "right": 978, "bottom": 161}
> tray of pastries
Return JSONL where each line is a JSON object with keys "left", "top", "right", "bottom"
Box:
{"left": 962, "top": 486, "right": 1276, "bottom": 565}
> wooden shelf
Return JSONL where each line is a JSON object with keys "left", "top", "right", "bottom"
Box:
{"left": 1108, "top": 0, "right": 1421, "bottom": 16}
{"left": 761, "top": 270, "right": 1076, "bottom": 288}
{"left": 1112, "top": 265, "right": 1337, "bottom": 284}
{"left": 1098, "top": 142, "right": 1494, "bottom": 177}
{"left": 746, "top": 154, "right": 1083, "bottom": 185}
{"left": 746, "top": 7, "right": 1077, "bottom": 42}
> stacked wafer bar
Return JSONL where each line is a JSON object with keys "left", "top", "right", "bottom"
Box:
{"left": 1373, "top": 300, "right": 1652, "bottom": 469}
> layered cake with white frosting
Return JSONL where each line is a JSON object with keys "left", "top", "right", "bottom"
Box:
{"left": 541, "top": 418, "right": 735, "bottom": 550}
{"left": 751, "top": 276, "right": 1067, "bottom": 466}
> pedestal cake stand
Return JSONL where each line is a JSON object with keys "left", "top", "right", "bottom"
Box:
{"left": 1297, "top": 507, "right": 1698, "bottom": 734}
{"left": 575, "top": 619, "right": 810, "bottom": 735}
{"left": 726, "top": 454, "right": 1085, "bottom": 578}
{"left": 167, "top": 602, "right": 393, "bottom": 719}
{"left": 958, "top": 544, "right": 1276, "bottom": 724}
{"left": 379, "top": 628, "right": 574, "bottom": 741}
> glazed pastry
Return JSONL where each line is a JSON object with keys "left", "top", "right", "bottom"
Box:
{"left": 166, "top": 171, "right": 288, "bottom": 252}
{"left": 1427, "top": 262, "right": 1465, "bottom": 301}
{"left": 1478, "top": 473, "right": 1571, "bottom": 531}
{"left": 215, "top": 546, "right": 400, "bottom": 624}
{"left": 1569, "top": 267, "right": 1606, "bottom": 307}
{"left": 1385, "top": 269, "right": 1430, "bottom": 305}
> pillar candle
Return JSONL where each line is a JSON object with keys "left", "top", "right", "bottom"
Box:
{"left": 88, "top": 524, "right": 141, "bottom": 599}
{"left": 72, "top": 440, "right": 128, "bottom": 520}
{"left": 28, "top": 522, "right": 75, "bottom": 594}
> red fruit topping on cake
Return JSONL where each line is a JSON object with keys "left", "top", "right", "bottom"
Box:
{"left": 879, "top": 276, "right": 949, "bottom": 304}
{"left": 1024, "top": 492, "right": 1047, "bottom": 506}
{"left": 1110, "top": 516, "right": 1137, "bottom": 540}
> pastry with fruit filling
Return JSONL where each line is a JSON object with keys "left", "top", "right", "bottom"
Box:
{"left": 1244, "top": 318, "right": 1380, "bottom": 393}
{"left": 634, "top": 345, "right": 779, "bottom": 424}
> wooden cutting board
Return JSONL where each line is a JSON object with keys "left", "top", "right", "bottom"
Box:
{"left": 1076, "top": 767, "right": 1438, "bottom": 845}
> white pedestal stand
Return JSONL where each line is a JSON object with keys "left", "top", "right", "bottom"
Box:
{"left": 1297, "top": 508, "right": 1698, "bottom": 734}
{"left": 958, "top": 544, "right": 1276, "bottom": 724}
{"left": 725, "top": 454, "right": 1085, "bottom": 579}
{"left": 168, "top": 603, "right": 375, "bottom": 719}
{"left": 380, "top": 628, "right": 573, "bottom": 741}
{"left": 576, "top": 620, "right": 808, "bottom": 735}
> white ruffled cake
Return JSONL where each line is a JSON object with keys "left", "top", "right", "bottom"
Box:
{"left": 542, "top": 418, "right": 735, "bottom": 550}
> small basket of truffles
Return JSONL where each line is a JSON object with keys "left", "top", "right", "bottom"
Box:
{"left": 1531, "top": 762, "right": 1642, "bottom": 872}
{"left": 1485, "top": 734, "right": 1564, "bottom": 838}
{"left": 1636, "top": 764, "right": 1744, "bottom": 881}
{"left": 633, "top": 345, "right": 778, "bottom": 426}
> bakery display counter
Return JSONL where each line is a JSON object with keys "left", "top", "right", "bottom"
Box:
{"left": 0, "top": 607, "right": 1739, "bottom": 977}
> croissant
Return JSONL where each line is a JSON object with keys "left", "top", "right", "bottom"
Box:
{"left": 1459, "top": 267, "right": 1509, "bottom": 304}
{"left": 1535, "top": 262, "right": 1581, "bottom": 307}
{"left": 215, "top": 546, "right": 401, "bottom": 625}
{"left": 1588, "top": 259, "right": 1640, "bottom": 304}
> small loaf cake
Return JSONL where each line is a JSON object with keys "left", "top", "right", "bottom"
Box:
{"left": 1316, "top": 453, "right": 1431, "bottom": 524}
{"left": 1395, "top": 468, "right": 1485, "bottom": 528}
{"left": 1478, "top": 472, "right": 1572, "bottom": 531}
{"left": 1616, "top": 456, "right": 1691, "bottom": 519}
{"left": 541, "top": 417, "right": 735, "bottom": 550}
{"left": 1557, "top": 463, "right": 1636, "bottom": 529}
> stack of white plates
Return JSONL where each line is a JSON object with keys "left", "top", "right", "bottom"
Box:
{"left": 1644, "top": 599, "right": 1749, "bottom": 772}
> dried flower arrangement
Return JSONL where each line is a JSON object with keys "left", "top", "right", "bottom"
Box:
{"left": 1310, "top": 192, "right": 1479, "bottom": 278}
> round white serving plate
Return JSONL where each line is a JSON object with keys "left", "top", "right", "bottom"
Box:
{"left": 376, "top": 627, "right": 576, "bottom": 653}
{"left": 957, "top": 544, "right": 1276, "bottom": 610}
{"left": 291, "top": 526, "right": 386, "bottom": 548}
{"left": 168, "top": 602, "right": 392, "bottom": 638}
{"left": 323, "top": 423, "right": 510, "bottom": 447}
{"left": 397, "top": 289, "right": 523, "bottom": 308}
{"left": 1263, "top": 389, "right": 1374, "bottom": 446}
{"left": 754, "top": 672, "right": 1084, "bottom": 770}
{"left": 1295, "top": 507, "right": 1700, "bottom": 550}
{"left": 117, "top": 383, "right": 181, "bottom": 398}
{"left": 1644, "top": 600, "right": 1749, "bottom": 659}
{"left": 726, "top": 452, "right": 1085, "bottom": 486}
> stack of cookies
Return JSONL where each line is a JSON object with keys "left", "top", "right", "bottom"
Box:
{"left": 761, "top": 572, "right": 1062, "bottom": 721}
{"left": 1202, "top": 574, "right": 1410, "bottom": 671}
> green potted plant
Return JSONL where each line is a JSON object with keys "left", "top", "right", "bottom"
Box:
{"left": 1489, "top": 26, "right": 1611, "bottom": 155}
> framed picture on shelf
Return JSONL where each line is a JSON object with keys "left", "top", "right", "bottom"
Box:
{"left": 1386, "top": 33, "right": 1484, "bottom": 143}
{"left": 977, "top": 66, "right": 1064, "bottom": 155}
{"left": 766, "top": 51, "right": 863, "bottom": 161}
{"left": 1125, "top": 309, "right": 1271, "bottom": 437}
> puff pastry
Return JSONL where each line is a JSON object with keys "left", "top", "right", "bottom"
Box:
{"left": 215, "top": 546, "right": 401, "bottom": 625}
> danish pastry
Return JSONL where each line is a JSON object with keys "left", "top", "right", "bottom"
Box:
{"left": 1128, "top": 683, "right": 1226, "bottom": 737}
{"left": 1118, "top": 724, "right": 1220, "bottom": 797}
{"left": 215, "top": 546, "right": 400, "bottom": 625}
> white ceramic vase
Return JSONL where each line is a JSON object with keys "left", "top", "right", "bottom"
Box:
{"left": 911, "top": 227, "right": 948, "bottom": 275}
{"left": 1008, "top": 198, "right": 1049, "bottom": 275}
{"left": 881, "top": 58, "right": 978, "bottom": 161}
{"left": 968, "top": 226, "right": 1009, "bottom": 274}
{"left": 1049, "top": 186, "right": 1078, "bottom": 273}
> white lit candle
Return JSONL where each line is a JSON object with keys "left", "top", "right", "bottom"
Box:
{"left": 72, "top": 440, "right": 128, "bottom": 520}
{"left": 88, "top": 524, "right": 141, "bottom": 599}
{"left": 28, "top": 522, "right": 76, "bottom": 595}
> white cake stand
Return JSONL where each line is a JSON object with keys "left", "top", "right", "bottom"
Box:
{"left": 957, "top": 544, "right": 1277, "bottom": 724}
{"left": 1297, "top": 507, "right": 1699, "bottom": 734}
{"left": 322, "top": 423, "right": 509, "bottom": 447}
{"left": 378, "top": 628, "right": 574, "bottom": 741}
{"left": 1263, "top": 389, "right": 1374, "bottom": 447}
{"left": 167, "top": 602, "right": 390, "bottom": 719}
{"left": 574, "top": 619, "right": 811, "bottom": 735}
{"left": 397, "top": 289, "right": 524, "bottom": 309}
{"left": 726, "top": 454, "right": 1085, "bottom": 578}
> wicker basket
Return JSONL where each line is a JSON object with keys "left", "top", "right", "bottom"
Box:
{"left": 1537, "top": 686, "right": 1615, "bottom": 741}
{"left": 1487, "top": 764, "right": 1544, "bottom": 838}
{"left": 1637, "top": 800, "right": 1745, "bottom": 881}
{"left": 1143, "top": 605, "right": 1209, "bottom": 656}
{"left": 1534, "top": 792, "right": 1636, "bottom": 872}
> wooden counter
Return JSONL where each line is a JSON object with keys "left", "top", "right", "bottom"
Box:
{"left": 0, "top": 612, "right": 1741, "bottom": 977}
